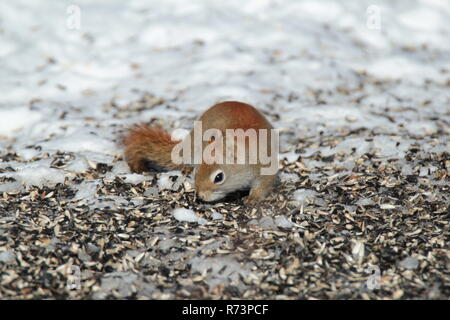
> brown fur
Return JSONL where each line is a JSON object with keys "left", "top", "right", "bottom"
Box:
{"left": 123, "top": 101, "right": 278, "bottom": 203}
{"left": 123, "top": 124, "right": 182, "bottom": 172}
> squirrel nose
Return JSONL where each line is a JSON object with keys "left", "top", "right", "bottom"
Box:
{"left": 197, "top": 191, "right": 208, "bottom": 201}
{"left": 197, "top": 191, "right": 205, "bottom": 200}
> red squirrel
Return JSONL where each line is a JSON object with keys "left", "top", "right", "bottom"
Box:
{"left": 123, "top": 101, "right": 278, "bottom": 203}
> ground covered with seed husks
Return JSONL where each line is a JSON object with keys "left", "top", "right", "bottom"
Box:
{"left": 1, "top": 111, "right": 449, "bottom": 299}
{"left": 1, "top": 0, "right": 449, "bottom": 299}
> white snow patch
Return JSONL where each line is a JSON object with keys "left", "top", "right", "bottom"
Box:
{"left": 112, "top": 161, "right": 131, "bottom": 174}
{"left": 121, "top": 173, "right": 148, "bottom": 185}
{"left": 173, "top": 208, "right": 207, "bottom": 225}
{"left": 0, "top": 250, "right": 16, "bottom": 264}
{"left": 0, "top": 164, "right": 66, "bottom": 188}
{"left": 66, "top": 158, "right": 90, "bottom": 173}
{"left": 279, "top": 172, "right": 300, "bottom": 183}
{"left": 16, "top": 148, "right": 41, "bottom": 161}
{"left": 401, "top": 164, "right": 414, "bottom": 176}
{"left": 274, "top": 215, "right": 293, "bottom": 228}
{"left": 333, "top": 138, "right": 372, "bottom": 157}
{"left": 73, "top": 181, "right": 99, "bottom": 201}
{"left": 0, "top": 182, "right": 24, "bottom": 193}
{"left": 40, "top": 132, "right": 117, "bottom": 155}
{"left": 281, "top": 151, "right": 300, "bottom": 163}
{"left": 211, "top": 210, "right": 224, "bottom": 220}
{"left": 356, "top": 198, "right": 375, "bottom": 207}
{"left": 158, "top": 171, "right": 183, "bottom": 191}
{"left": 159, "top": 238, "right": 176, "bottom": 251}
{"left": 292, "top": 189, "right": 317, "bottom": 204}
{"left": 189, "top": 255, "right": 251, "bottom": 290}
{"left": 0, "top": 107, "right": 42, "bottom": 136}
{"left": 258, "top": 216, "right": 277, "bottom": 230}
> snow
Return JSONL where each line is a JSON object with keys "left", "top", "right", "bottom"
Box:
{"left": 0, "top": 182, "right": 24, "bottom": 193}
{"left": 189, "top": 255, "right": 252, "bottom": 290}
{"left": 248, "top": 215, "right": 293, "bottom": 230}
{"left": 73, "top": 181, "right": 98, "bottom": 201}
{"left": 93, "top": 271, "right": 141, "bottom": 299}
{"left": 40, "top": 132, "right": 117, "bottom": 155}
{"left": 292, "top": 189, "right": 317, "bottom": 205}
{"left": 173, "top": 208, "right": 207, "bottom": 225}
{"left": 399, "top": 256, "right": 419, "bottom": 270}
{"left": 280, "top": 151, "right": 300, "bottom": 163}
{"left": 211, "top": 210, "right": 224, "bottom": 220}
{"left": 111, "top": 161, "right": 131, "bottom": 175}
{"left": 65, "top": 158, "right": 90, "bottom": 173}
{"left": 274, "top": 215, "right": 294, "bottom": 229}
{"left": 0, "top": 250, "right": 16, "bottom": 264}
{"left": 380, "top": 204, "right": 396, "bottom": 210}
{"left": 356, "top": 198, "right": 376, "bottom": 207}
{"left": 159, "top": 238, "right": 176, "bottom": 251}
{"left": 279, "top": 172, "right": 300, "bottom": 183}
{"left": 158, "top": 171, "right": 183, "bottom": 191}
{"left": 0, "top": 163, "right": 66, "bottom": 189}
{"left": 0, "top": 107, "right": 42, "bottom": 136}
{"left": 258, "top": 216, "right": 277, "bottom": 230}
{"left": 333, "top": 138, "right": 372, "bottom": 158}
{"left": 400, "top": 164, "right": 413, "bottom": 176}
{"left": 143, "top": 187, "right": 159, "bottom": 198}
{"left": 120, "top": 173, "right": 148, "bottom": 185}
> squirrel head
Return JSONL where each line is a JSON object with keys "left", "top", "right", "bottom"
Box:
{"left": 194, "top": 135, "right": 254, "bottom": 202}
{"left": 193, "top": 124, "right": 271, "bottom": 202}
{"left": 195, "top": 163, "right": 255, "bottom": 202}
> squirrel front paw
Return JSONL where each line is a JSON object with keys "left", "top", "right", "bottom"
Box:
{"left": 243, "top": 195, "right": 260, "bottom": 206}
{"left": 242, "top": 176, "right": 275, "bottom": 205}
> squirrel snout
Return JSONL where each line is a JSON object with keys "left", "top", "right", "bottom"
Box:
{"left": 197, "top": 191, "right": 206, "bottom": 200}
{"left": 197, "top": 190, "right": 223, "bottom": 202}
{"left": 197, "top": 190, "right": 210, "bottom": 202}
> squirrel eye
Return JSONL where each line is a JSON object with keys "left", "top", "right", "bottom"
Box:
{"left": 213, "top": 171, "right": 225, "bottom": 184}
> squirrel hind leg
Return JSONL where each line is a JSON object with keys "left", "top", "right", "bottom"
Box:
{"left": 126, "top": 155, "right": 183, "bottom": 174}
{"left": 127, "top": 158, "right": 168, "bottom": 174}
{"left": 143, "top": 159, "right": 167, "bottom": 172}
{"left": 124, "top": 152, "right": 148, "bottom": 173}
{"left": 123, "top": 124, "right": 182, "bottom": 173}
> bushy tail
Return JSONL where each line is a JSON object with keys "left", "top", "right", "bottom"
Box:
{"left": 123, "top": 124, "right": 182, "bottom": 173}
